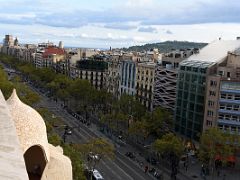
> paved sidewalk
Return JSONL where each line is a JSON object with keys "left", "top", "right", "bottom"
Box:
{"left": 178, "top": 157, "right": 240, "bottom": 180}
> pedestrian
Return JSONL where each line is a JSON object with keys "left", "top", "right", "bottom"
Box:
{"left": 185, "top": 162, "right": 188, "bottom": 171}
{"left": 144, "top": 165, "right": 148, "bottom": 173}
{"left": 223, "top": 174, "right": 226, "bottom": 180}
{"left": 200, "top": 164, "right": 204, "bottom": 176}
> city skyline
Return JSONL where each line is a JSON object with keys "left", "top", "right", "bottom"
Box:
{"left": 1, "top": 0, "right": 240, "bottom": 48}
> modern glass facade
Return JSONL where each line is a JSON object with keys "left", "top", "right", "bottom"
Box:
{"left": 174, "top": 60, "right": 214, "bottom": 140}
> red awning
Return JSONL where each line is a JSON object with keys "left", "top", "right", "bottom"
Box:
{"left": 227, "top": 156, "right": 236, "bottom": 163}
{"left": 215, "top": 155, "right": 236, "bottom": 162}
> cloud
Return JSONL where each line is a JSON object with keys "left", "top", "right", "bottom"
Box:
{"left": 1, "top": 0, "right": 240, "bottom": 28}
{"left": 138, "top": 26, "right": 158, "bottom": 33}
{"left": 103, "top": 23, "right": 137, "bottom": 30}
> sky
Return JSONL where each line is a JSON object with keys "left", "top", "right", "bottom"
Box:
{"left": 1, "top": 0, "right": 240, "bottom": 48}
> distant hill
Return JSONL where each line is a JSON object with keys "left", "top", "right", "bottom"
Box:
{"left": 122, "top": 41, "right": 208, "bottom": 53}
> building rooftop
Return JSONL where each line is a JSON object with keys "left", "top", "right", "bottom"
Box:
{"left": 43, "top": 47, "right": 65, "bottom": 58}
{"left": 188, "top": 40, "right": 240, "bottom": 63}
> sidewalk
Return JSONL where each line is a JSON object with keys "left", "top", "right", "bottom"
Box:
{"left": 178, "top": 158, "right": 240, "bottom": 180}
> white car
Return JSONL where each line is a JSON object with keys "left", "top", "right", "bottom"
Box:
{"left": 92, "top": 169, "right": 104, "bottom": 180}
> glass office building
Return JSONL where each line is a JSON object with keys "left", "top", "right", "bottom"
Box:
{"left": 174, "top": 60, "right": 215, "bottom": 140}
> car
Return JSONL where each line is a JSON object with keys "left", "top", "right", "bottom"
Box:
{"left": 125, "top": 152, "right": 135, "bottom": 159}
{"left": 88, "top": 152, "right": 100, "bottom": 161}
{"left": 146, "top": 157, "right": 157, "bottom": 165}
{"left": 92, "top": 169, "right": 104, "bottom": 180}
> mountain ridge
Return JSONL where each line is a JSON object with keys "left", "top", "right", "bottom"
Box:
{"left": 121, "top": 41, "right": 208, "bottom": 53}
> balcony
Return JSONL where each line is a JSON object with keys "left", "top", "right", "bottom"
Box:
{"left": 218, "top": 109, "right": 240, "bottom": 116}
{"left": 218, "top": 119, "right": 240, "bottom": 126}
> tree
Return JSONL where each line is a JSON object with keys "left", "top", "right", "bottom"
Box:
{"left": 75, "top": 138, "right": 115, "bottom": 172}
{"left": 145, "top": 107, "right": 172, "bottom": 137}
{"left": 199, "top": 128, "right": 240, "bottom": 179}
{"left": 154, "top": 133, "right": 184, "bottom": 180}
{"left": 128, "top": 120, "right": 148, "bottom": 143}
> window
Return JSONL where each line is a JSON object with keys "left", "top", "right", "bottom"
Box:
{"left": 189, "top": 103, "right": 195, "bottom": 111}
{"left": 192, "top": 75, "right": 197, "bottom": 83}
{"left": 207, "top": 110, "right": 214, "bottom": 117}
{"left": 227, "top": 72, "right": 231, "bottom": 78}
{"left": 191, "top": 84, "right": 196, "bottom": 91}
{"left": 187, "top": 67, "right": 191, "bottom": 71}
{"left": 206, "top": 120, "right": 212, "bottom": 126}
{"left": 179, "top": 73, "right": 184, "bottom": 80}
{"left": 180, "top": 66, "right": 185, "bottom": 70}
{"left": 184, "top": 83, "right": 189, "bottom": 90}
{"left": 210, "top": 80, "right": 217, "bottom": 86}
{"left": 227, "top": 94, "right": 233, "bottom": 99}
{"left": 200, "top": 68, "right": 207, "bottom": 73}
{"left": 193, "top": 67, "right": 198, "bottom": 72}
{"left": 218, "top": 114, "right": 224, "bottom": 119}
{"left": 209, "top": 91, "right": 216, "bottom": 96}
{"left": 185, "top": 74, "right": 190, "bottom": 81}
{"left": 136, "top": 82, "right": 139, "bottom": 88}
{"left": 233, "top": 105, "right": 239, "bottom": 111}
{"left": 231, "top": 126, "right": 236, "bottom": 132}
{"left": 190, "top": 94, "right": 195, "bottom": 102}
{"left": 221, "top": 93, "right": 226, "bottom": 99}
{"left": 218, "top": 71, "right": 224, "bottom": 76}
{"left": 220, "top": 105, "right": 225, "bottom": 109}
{"left": 208, "top": 100, "right": 215, "bottom": 107}
{"left": 225, "top": 115, "right": 230, "bottom": 120}
{"left": 224, "top": 125, "right": 229, "bottom": 131}
{"left": 218, "top": 125, "right": 223, "bottom": 130}
{"left": 235, "top": 95, "right": 240, "bottom": 100}
{"left": 226, "top": 105, "right": 232, "bottom": 110}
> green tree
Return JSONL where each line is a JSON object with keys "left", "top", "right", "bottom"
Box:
{"left": 199, "top": 128, "right": 239, "bottom": 178}
{"left": 75, "top": 138, "right": 115, "bottom": 171}
{"left": 145, "top": 107, "right": 172, "bottom": 137}
{"left": 154, "top": 133, "right": 184, "bottom": 179}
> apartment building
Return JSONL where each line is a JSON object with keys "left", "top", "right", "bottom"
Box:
{"left": 174, "top": 40, "right": 240, "bottom": 140}
{"left": 71, "top": 60, "right": 108, "bottom": 90}
{"left": 34, "top": 45, "right": 65, "bottom": 69}
{"left": 106, "top": 55, "right": 121, "bottom": 97}
{"left": 119, "top": 60, "right": 136, "bottom": 96}
{"left": 136, "top": 61, "right": 156, "bottom": 110}
{"left": 204, "top": 51, "right": 240, "bottom": 134}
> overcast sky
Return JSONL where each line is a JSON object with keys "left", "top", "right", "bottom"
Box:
{"left": 1, "top": 0, "right": 240, "bottom": 48}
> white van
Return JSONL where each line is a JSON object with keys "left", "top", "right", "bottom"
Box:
{"left": 92, "top": 169, "right": 104, "bottom": 180}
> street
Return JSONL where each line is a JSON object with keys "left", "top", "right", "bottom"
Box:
{"left": 35, "top": 87, "right": 158, "bottom": 180}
